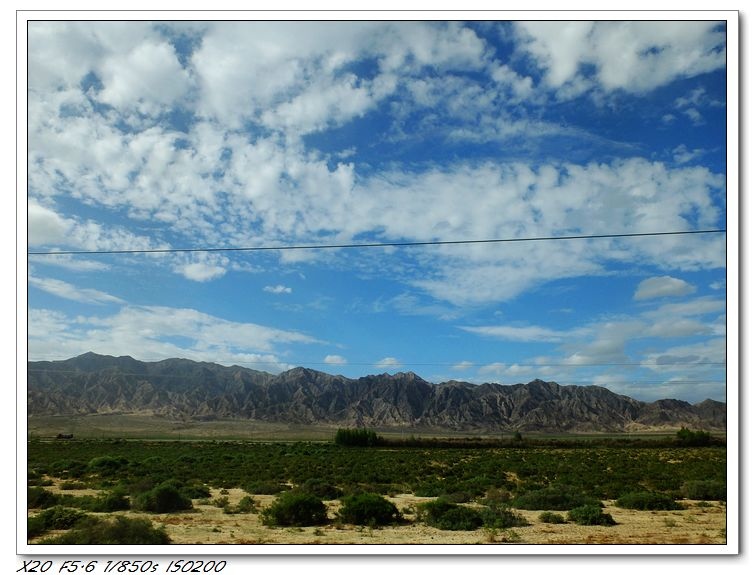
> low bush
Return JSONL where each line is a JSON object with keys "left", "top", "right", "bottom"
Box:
{"left": 616, "top": 491, "right": 684, "bottom": 511}
{"left": 512, "top": 485, "right": 601, "bottom": 511}
{"left": 244, "top": 481, "right": 292, "bottom": 495}
{"left": 338, "top": 493, "right": 401, "bottom": 526}
{"left": 261, "top": 492, "right": 328, "bottom": 527}
{"left": 296, "top": 478, "right": 343, "bottom": 500}
{"left": 132, "top": 483, "right": 192, "bottom": 513}
{"left": 87, "top": 456, "right": 128, "bottom": 477}
{"left": 680, "top": 480, "right": 726, "bottom": 501}
{"left": 417, "top": 499, "right": 483, "bottom": 531}
{"left": 28, "top": 487, "right": 60, "bottom": 509}
{"left": 181, "top": 480, "right": 212, "bottom": 499}
{"left": 538, "top": 511, "right": 566, "bottom": 524}
{"left": 28, "top": 506, "right": 87, "bottom": 538}
{"left": 235, "top": 495, "right": 257, "bottom": 513}
{"left": 479, "top": 504, "right": 528, "bottom": 529}
{"left": 568, "top": 505, "right": 616, "bottom": 526}
{"left": 71, "top": 490, "right": 130, "bottom": 512}
{"left": 40, "top": 516, "right": 170, "bottom": 545}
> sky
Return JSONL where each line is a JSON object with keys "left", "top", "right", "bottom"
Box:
{"left": 24, "top": 17, "right": 731, "bottom": 403}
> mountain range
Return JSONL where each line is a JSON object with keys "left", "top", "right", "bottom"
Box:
{"left": 26, "top": 352, "right": 726, "bottom": 432}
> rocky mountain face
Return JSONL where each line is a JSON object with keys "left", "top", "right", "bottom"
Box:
{"left": 27, "top": 352, "right": 726, "bottom": 432}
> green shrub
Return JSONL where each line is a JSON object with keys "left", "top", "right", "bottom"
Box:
{"left": 132, "top": 483, "right": 192, "bottom": 513}
{"left": 568, "top": 505, "right": 616, "bottom": 526}
{"left": 512, "top": 485, "right": 601, "bottom": 511}
{"left": 181, "top": 480, "right": 212, "bottom": 499}
{"left": 417, "top": 499, "right": 483, "bottom": 531}
{"left": 334, "top": 428, "right": 381, "bottom": 447}
{"left": 680, "top": 480, "right": 726, "bottom": 501}
{"left": 538, "top": 511, "right": 566, "bottom": 524}
{"left": 338, "top": 493, "right": 401, "bottom": 526}
{"left": 479, "top": 504, "right": 528, "bottom": 529}
{"left": 616, "top": 491, "right": 683, "bottom": 511}
{"left": 40, "top": 516, "right": 170, "bottom": 545}
{"left": 87, "top": 456, "right": 128, "bottom": 477}
{"left": 261, "top": 492, "right": 328, "bottom": 527}
{"left": 481, "top": 488, "right": 512, "bottom": 506}
{"left": 73, "top": 490, "right": 130, "bottom": 512}
{"left": 236, "top": 495, "right": 257, "bottom": 513}
{"left": 28, "top": 487, "right": 60, "bottom": 509}
{"left": 676, "top": 427, "right": 712, "bottom": 447}
{"left": 297, "top": 478, "right": 343, "bottom": 500}
{"left": 244, "top": 481, "right": 292, "bottom": 495}
{"left": 28, "top": 506, "right": 87, "bottom": 538}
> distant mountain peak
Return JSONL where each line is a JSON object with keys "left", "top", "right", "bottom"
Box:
{"left": 27, "top": 354, "right": 726, "bottom": 432}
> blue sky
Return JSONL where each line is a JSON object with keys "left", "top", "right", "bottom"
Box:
{"left": 25, "top": 19, "right": 730, "bottom": 403}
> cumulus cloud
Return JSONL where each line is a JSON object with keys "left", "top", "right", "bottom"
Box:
{"left": 172, "top": 253, "right": 229, "bottom": 282}
{"left": 28, "top": 202, "right": 72, "bottom": 246}
{"left": 516, "top": 21, "right": 725, "bottom": 95}
{"left": 264, "top": 285, "right": 293, "bottom": 294}
{"left": 375, "top": 357, "right": 401, "bottom": 370}
{"left": 26, "top": 21, "right": 726, "bottom": 308}
{"left": 634, "top": 276, "right": 697, "bottom": 300}
{"left": 324, "top": 354, "right": 347, "bottom": 366}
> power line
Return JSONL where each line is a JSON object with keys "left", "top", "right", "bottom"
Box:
{"left": 27, "top": 228, "right": 726, "bottom": 257}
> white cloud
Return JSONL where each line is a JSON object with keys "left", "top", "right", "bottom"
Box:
{"left": 264, "top": 285, "right": 293, "bottom": 295}
{"left": 672, "top": 144, "right": 706, "bottom": 164}
{"left": 461, "top": 324, "right": 566, "bottom": 343}
{"left": 516, "top": 21, "right": 725, "bottom": 95}
{"left": 634, "top": 276, "right": 696, "bottom": 300}
{"left": 171, "top": 253, "right": 229, "bottom": 282}
{"left": 375, "top": 357, "right": 401, "bottom": 370}
{"left": 452, "top": 361, "right": 474, "bottom": 371}
{"left": 28, "top": 274, "right": 124, "bottom": 305}
{"left": 324, "top": 354, "right": 347, "bottom": 366}
{"left": 28, "top": 202, "right": 72, "bottom": 246}
{"left": 27, "top": 305, "right": 319, "bottom": 369}
{"left": 26, "top": 22, "right": 727, "bottom": 310}
{"left": 97, "top": 39, "right": 190, "bottom": 115}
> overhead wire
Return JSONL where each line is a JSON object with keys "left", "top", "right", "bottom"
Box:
{"left": 27, "top": 228, "right": 726, "bottom": 256}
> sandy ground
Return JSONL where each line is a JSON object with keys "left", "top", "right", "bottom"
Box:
{"left": 32, "top": 484, "right": 726, "bottom": 546}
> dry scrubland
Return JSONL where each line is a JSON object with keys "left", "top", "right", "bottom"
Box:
{"left": 34, "top": 483, "right": 726, "bottom": 545}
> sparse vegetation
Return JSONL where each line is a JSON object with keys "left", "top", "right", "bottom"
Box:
{"left": 26, "top": 437, "right": 726, "bottom": 544}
